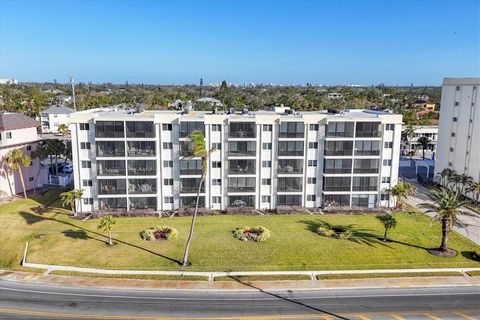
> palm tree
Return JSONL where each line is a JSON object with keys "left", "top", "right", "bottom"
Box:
{"left": 417, "top": 136, "right": 431, "bottom": 160}
{"left": 60, "top": 189, "right": 84, "bottom": 216}
{"left": 376, "top": 214, "right": 397, "bottom": 241}
{"left": 435, "top": 168, "right": 455, "bottom": 187}
{"left": 57, "top": 124, "right": 69, "bottom": 136}
{"left": 419, "top": 187, "right": 471, "bottom": 253}
{"left": 457, "top": 174, "right": 473, "bottom": 195}
{"left": 448, "top": 172, "right": 461, "bottom": 192}
{"left": 402, "top": 124, "right": 416, "bottom": 160}
{"left": 30, "top": 141, "right": 49, "bottom": 197}
{"left": 98, "top": 215, "right": 116, "bottom": 246}
{"left": 387, "top": 179, "right": 416, "bottom": 209}
{"left": 6, "top": 149, "right": 31, "bottom": 198}
{"left": 181, "top": 130, "right": 212, "bottom": 267}
{"left": 468, "top": 182, "right": 480, "bottom": 204}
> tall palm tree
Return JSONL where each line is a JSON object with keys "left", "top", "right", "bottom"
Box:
{"left": 30, "top": 141, "right": 49, "bottom": 197}
{"left": 387, "top": 179, "right": 416, "bottom": 209}
{"left": 6, "top": 149, "right": 31, "bottom": 198}
{"left": 468, "top": 182, "right": 480, "bottom": 204}
{"left": 181, "top": 130, "right": 212, "bottom": 267}
{"left": 60, "top": 189, "right": 84, "bottom": 216}
{"left": 419, "top": 187, "right": 471, "bottom": 253}
{"left": 417, "top": 136, "right": 431, "bottom": 160}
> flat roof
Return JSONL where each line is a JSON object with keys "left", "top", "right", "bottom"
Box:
{"left": 443, "top": 78, "right": 480, "bottom": 85}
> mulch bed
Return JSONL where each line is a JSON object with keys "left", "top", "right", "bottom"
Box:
{"left": 427, "top": 248, "right": 457, "bottom": 257}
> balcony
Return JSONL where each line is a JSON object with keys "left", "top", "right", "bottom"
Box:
{"left": 96, "top": 141, "right": 125, "bottom": 157}
{"left": 95, "top": 121, "right": 124, "bottom": 138}
{"left": 228, "top": 141, "right": 256, "bottom": 157}
{"left": 324, "top": 141, "right": 353, "bottom": 156}
{"left": 279, "top": 122, "right": 304, "bottom": 138}
{"left": 277, "top": 195, "right": 302, "bottom": 206}
{"left": 326, "top": 122, "right": 354, "bottom": 138}
{"left": 98, "top": 179, "right": 127, "bottom": 195}
{"left": 352, "top": 177, "right": 378, "bottom": 191}
{"left": 180, "top": 122, "right": 205, "bottom": 138}
{"left": 97, "top": 160, "right": 126, "bottom": 176}
{"left": 126, "top": 121, "right": 155, "bottom": 138}
{"left": 354, "top": 141, "right": 380, "bottom": 156}
{"left": 278, "top": 141, "right": 304, "bottom": 157}
{"left": 229, "top": 160, "right": 256, "bottom": 175}
{"left": 323, "top": 177, "right": 351, "bottom": 192}
{"left": 277, "top": 177, "right": 302, "bottom": 192}
{"left": 355, "top": 122, "right": 381, "bottom": 138}
{"left": 228, "top": 177, "right": 256, "bottom": 193}
{"left": 278, "top": 159, "right": 303, "bottom": 174}
{"left": 129, "top": 197, "right": 157, "bottom": 211}
{"left": 228, "top": 195, "right": 255, "bottom": 207}
{"left": 127, "top": 160, "right": 156, "bottom": 176}
{"left": 128, "top": 179, "right": 157, "bottom": 194}
{"left": 324, "top": 159, "right": 352, "bottom": 174}
{"left": 180, "top": 178, "right": 205, "bottom": 193}
{"left": 229, "top": 122, "right": 256, "bottom": 138}
{"left": 127, "top": 141, "right": 156, "bottom": 157}
{"left": 99, "top": 198, "right": 127, "bottom": 210}
{"left": 180, "top": 196, "right": 205, "bottom": 207}
{"left": 180, "top": 160, "right": 202, "bottom": 175}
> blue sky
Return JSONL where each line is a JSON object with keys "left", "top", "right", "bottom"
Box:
{"left": 0, "top": 0, "right": 479, "bottom": 85}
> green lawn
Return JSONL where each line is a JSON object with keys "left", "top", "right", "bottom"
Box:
{"left": 1, "top": 189, "right": 479, "bottom": 272}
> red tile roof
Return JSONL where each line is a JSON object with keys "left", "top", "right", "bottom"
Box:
{"left": 0, "top": 113, "right": 40, "bottom": 131}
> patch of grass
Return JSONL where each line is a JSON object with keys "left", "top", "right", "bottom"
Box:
{"left": 1, "top": 191, "right": 479, "bottom": 272}
{"left": 49, "top": 270, "right": 208, "bottom": 281}
{"left": 316, "top": 272, "right": 464, "bottom": 280}
{"left": 215, "top": 275, "right": 311, "bottom": 281}
{"left": 466, "top": 270, "right": 480, "bottom": 276}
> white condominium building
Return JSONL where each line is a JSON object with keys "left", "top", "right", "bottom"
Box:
{"left": 436, "top": 78, "right": 480, "bottom": 190}
{"left": 69, "top": 107, "right": 402, "bottom": 214}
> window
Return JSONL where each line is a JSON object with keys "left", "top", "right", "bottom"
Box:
{"left": 128, "top": 178, "right": 157, "bottom": 194}
{"left": 263, "top": 124, "right": 272, "bottom": 131}
{"left": 228, "top": 177, "right": 256, "bottom": 192}
{"left": 355, "top": 122, "right": 381, "bottom": 138}
{"left": 98, "top": 179, "right": 127, "bottom": 194}
{"left": 326, "top": 122, "right": 354, "bottom": 137}
{"left": 307, "top": 177, "right": 316, "bottom": 184}
{"left": 29, "top": 176, "right": 34, "bottom": 182}
{"left": 450, "top": 147, "right": 454, "bottom": 152}
{"left": 213, "top": 179, "right": 222, "bottom": 186}
{"left": 95, "top": 121, "right": 124, "bottom": 138}
{"left": 162, "top": 142, "right": 172, "bottom": 150}
{"left": 262, "top": 178, "right": 271, "bottom": 185}
{"left": 212, "top": 161, "right": 221, "bottom": 168}
{"left": 384, "top": 142, "right": 393, "bottom": 148}
{"left": 448, "top": 162, "right": 453, "bottom": 167}
{"left": 229, "top": 159, "right": 256, "bottom": 174}
{"left": 99, "top": 197, "right": 127, "bottom": 210}
{"left": 53, "top": 122, "right": 59, "bottom": 127}
{"left": 81, "top": 161, "right": 91, "bottom": 168}
{"left": 278, "top": 159, "right": 303, "bottom": 174}
{"left": 308, "top": 160, "right": 317, "bottom": 167}
{"left": 309, "top": 124, "right": 319, "bottom": 131}
{"left": 262, "top": 142, "right": 272, "bottom": 150}
{"left": 278, "top": 177, "right": 302, "bottom": 192}
{"left": 453, "top": 117, "right": 458, "bottom": 122}
{"left": 6, "top": 132, "right": 12, "bottom": 139}
{"left": 80, "top": 123, "right": 90, "bottom": 130}
{"left": 383, "top": 159, "right": 392, "bottom": 166}
{"left": 212, "top": 124, "right": 222, "bottom": 131}
{"left": 162, "top": 124, "right": 172, "bottom": 131}
{"left": 451, "top": 132, "right": 456, "bottom": 137}
{"left": 26, "top": 146, "right": 32, "bottom": 151}
{"left": 262, "top": 161, "right": 271, "bottom": 168}
{"left": 277, "top": 195, "right": 302, "bottom": 206}
{"left": 82, "top": 179, "right": 93, "bottom": 187}
{"left": 324, "top": 177, "right": 351, "bottom": 191}
{"left": 262, "top": 195, "right": 271, "bottom": 203}
{"left": 382, "top": 177, "right": 391, "bottom": 183}
{"left": 97, "top": 141, "right": 125, "bottom": 157}
{"left": 126, "top": 121, "right": 155, "bottom": 138}
{"left": 212, "top": 143, "right": 221, "bottom": 150}
{"left": 278, "top": 141, "right": 304, "bottom": 156}
{"left": 324, "top": 194, "right": 350, "bottom": 208}
{"left": 456, "top": 86, "right": 460, "bottom": 91}
{"left": 454, "top": 101, "right": 459, "bottom": 106}
{"left": 325, "top": 140, "right": 354, "bottom": 156}
{"left": 98, "top": 160, "right": 125, "bottom": 175}
{"left": 83, "top": 198, "right": 93, "bottom": 205}
{"left": 386, "top": 124, "right": 394, "bottom": 130}
{"left": 164, "top": 197, "right": 174, "bottom": 204}
{"left": 308, "top": 142, "right": 318, "bottom": 149}
{"left": 229, "top": 141, "right": 256, "bottom": 156}
{"left": 324, "top": 159, "right": 352, "bottom": 174}
{"left": 229, "top": 195, "right": 255, "bottom": 207}
{"left": 229, "top": 122, "right": 256, "bottom": 138}
{"left": 180, "top": 159, "right": 201, "bottom": 175}
{"left": 163, "top": 160, "right": 173, "bottom": 167}
{"left": 180, "top": 122, "right": 205, "bottom": 138}
{"left": 381, "top": 194, "right": 390, "bottom": 201}
{"left": 354, "top": 140, "right": 380, "bottom": 156}
{"left": 0, "top": 133, "right": 2, "bottom": 140}
{"left": 352, "top": 176, "right": 378, "bottom": 191}
{"left": 212, "top": 196, "right": 221, "bottom": 204}
{"left": 164, "top": 178, "right": 173, "bottom": 186}
{"left": 279, "top": 122, "right": 304, "bottom": 138}
{"left": 80, "top": 142, "right": 91, "bottom": 149}
{"left": 128, "top": 141, "right": 156, "bottom": 157}
{"left": 307, "top": 194, "right": 316, "bottom": 202}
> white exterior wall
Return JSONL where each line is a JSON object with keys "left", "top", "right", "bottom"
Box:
{"left": 69, "top": 108, "right": 402, "bottom": 213}
{"left": 41, "top": 113, "right": 71, "bottom": 133}
{"left": 436, "top": 78, "right": 480, "bottom": 194}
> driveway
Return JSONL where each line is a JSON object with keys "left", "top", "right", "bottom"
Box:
{"left": 405, "top": 179, "right": 480, "bottom": 245}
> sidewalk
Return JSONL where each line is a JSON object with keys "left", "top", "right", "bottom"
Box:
{"left": 405, "top": 179, "right": 480, "bottom": 245}
{"left": 1, "top": 270, "right": 479, "bottom": 292}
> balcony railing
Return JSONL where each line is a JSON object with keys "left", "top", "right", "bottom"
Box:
{"left": 129, "top": 182, "right": 157, "bottom": 194}
{"left": 127, "top": 149, "right": 155, "bottom": 157}
{"left": 228, "top": 186, "right": 256, "bottom": 192}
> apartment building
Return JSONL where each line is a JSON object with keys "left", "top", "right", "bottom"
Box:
{"left": 69, "top": 107, "right": 402, "bottom": 214}
{"left": 40, "top": 105, "right": 74, "bottom": 133}
{"left": 402, "top": 125, "right": 438, "bottom": 157}
{"left": 435, "top": 78, "right": 480, "bottom": 194}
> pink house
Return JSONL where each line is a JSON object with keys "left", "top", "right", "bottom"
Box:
{"left": 0, "top": 113, "right": 47, "bottom": 198}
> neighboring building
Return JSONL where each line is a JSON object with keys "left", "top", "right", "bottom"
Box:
{"left": 435, "top": 78, "right": 480, "bottom": 196}
{"left": 0, "top": 79, "right": 18, "bottom": 85}
{"left": 70, "top": 106, "right": 402, "bottom": 214}
{"left": 402, "top": 125, "right": 438, "bottom": 157}
{"left": 40, "top": 105, "right": 75, "bottom": 133}
{"left": 195, "top": 97, "right": 223, "bottom": 107}
{"left": 327, "top": 93, "right": 343, "bottom": 99}
{"left": 0, "top": 113, "right": 47, "bottom": 198}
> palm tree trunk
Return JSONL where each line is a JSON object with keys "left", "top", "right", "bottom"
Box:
{"left": 182, "top": 173, "right": 204, "bottom": 267}
{"left": 33, "top": 162, "right": 41, "bottom": 197}
{"left": 440, "top": 217, "right": 449, "bottom": 252}
{"left": 422, "top": 148, "right": 425, "bottom": 160}
{"left": 383, "top": 229, "right": 388, "bottom": 242}
{"left": 109, "top": 231, "right": 112, "bottom": 246}
{"left": 18, "top": 168, "right": 28, "bottom": 199}
{"left": 2, "top": 163, "right": 14, "bottom": 196}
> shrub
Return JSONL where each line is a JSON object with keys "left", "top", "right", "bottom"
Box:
{"left": 233, "top": 226, "right": 271, "bottom": 242}
{"left": 316, "top": 223, "right": 352, "bottom": 240}
{"left": 316, "top": 227, "right": 335, "bottom": 237}
{"left": 225, "top": 206, "right": 256, "bottom": 215}
{"left": 473, "top": 251, "right": 480, "bottom": 262}
{"left": 275, "top": 206, "right": 308, "bottom": 215}
{"left": 140, "top": 226, "right": 178, "bottom": 241}
{"left": 177, "top": 207, "right": 211, "bottom": 216}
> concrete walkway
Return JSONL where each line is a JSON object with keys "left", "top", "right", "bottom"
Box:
{"left": 405, "top": 179, "right": 480, "bottom": 245}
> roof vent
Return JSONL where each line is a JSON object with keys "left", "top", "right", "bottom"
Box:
{"left": 327, "top": 108, "right": 339, "bottom": 114}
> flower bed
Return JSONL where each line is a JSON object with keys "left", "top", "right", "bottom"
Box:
{"left": 233, "top": 226, "right": 271, "bottom": 242}
{"left": 140, "top": 226, "right": 178, "bottom": 241}
{"left": 316, "top": 224, "right": 352, "bottom": 239}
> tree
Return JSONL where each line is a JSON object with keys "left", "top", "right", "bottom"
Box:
{"left": 376, "top": 214, "right": 397, "bottom": 241}
{"left": 98, "top": 215, "right": 116, "bottom": 246}
{"left": 60, "top": 189, "right": 84, "bottom": 216}
{"left": 468, "top": 182, "right": 480, "bottom": 204}
{"left": 456, "top": 174, "right": 473, "bottom": 195}
{"left": 181, "top": 130, "right": 212, "bottom": 266}
{"left": 6, "top": 149, "right": 31, "bottom": 198}
{"left": 419, "top": 187, "right": 471, "bottom": 253}
{"left": 435, "top": 168, "right": 455, "bottom": 187}
{"left": 30, "top": 141, "right": 49, "bottom": 197}
{"left": 402, "top": 124, "right": 416, "bottom": 160}
{"left": 57, "top": 124, "right": 69, "bottom": 136}
{"left": 417, "top": 136, "right": 431, "bottom": 160}
{"left": 387, "top": 179, "right": 416, "bottom": 209}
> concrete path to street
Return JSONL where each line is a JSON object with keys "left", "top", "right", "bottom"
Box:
{"left": 405, "top": 179, "right": 480, "bottom": 245}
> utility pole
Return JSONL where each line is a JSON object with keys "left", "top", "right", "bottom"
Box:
{"left": 70, "top": 76, "right": 76, "bottom": 110}
{"left": 199, "top": 78, "right": 203, "bottom": 97}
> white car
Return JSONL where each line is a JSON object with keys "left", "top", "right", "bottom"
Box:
{"left": 63, "top": 164, "right": 73, "bottom": 173}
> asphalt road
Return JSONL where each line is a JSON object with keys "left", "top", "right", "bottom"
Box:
{"left": 0, "top": 279, "right": 479, "bottom": 319}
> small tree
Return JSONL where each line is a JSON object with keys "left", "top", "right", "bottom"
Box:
{"left": 57, "top": 124, "right": 69, "bottom": 136}
{"left": 388, "top": 179, "right": 416, "bottom": 209}
{"left": 98, "top": 215, "right": 116, "bottom": 246}
{"left": 30, "top": 141, "right": 49, "bottom": 197}
{"left": 403, "top": 124, "right": 416, "bottom": 160}
{"left": 60, "top": 189, "right": 84, "bottom": 216}
{"left": 435, "top": 168, "right": 455, "bottom": 187}
{"left": 468, "top": 182, "right": 480, "bottom": 204}
{"left": 6, "top": 149, "right": 32, "bottom": 198}
{"left": 376, "top": 214, "right": 397, "bottom": 241}
{"left": 417, "top": 136, "right": 431, "bottom": 160}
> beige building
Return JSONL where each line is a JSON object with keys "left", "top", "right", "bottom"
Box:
{"left": 0, "top": 113, "right": 47, "bottom": 198}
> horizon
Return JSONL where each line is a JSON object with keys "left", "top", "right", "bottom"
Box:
{"left": 1, "top": 0, "right": 479, "bottom": 85}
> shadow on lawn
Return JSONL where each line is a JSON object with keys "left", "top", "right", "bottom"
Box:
{"left": 19, "top": 211, "right": 182, "bottom": 265}
{"left": 226, "top": 276, "right": 351, "bottom": 320}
